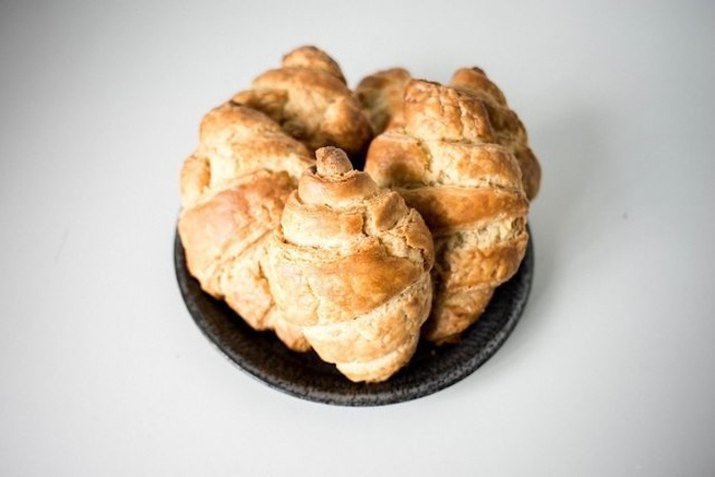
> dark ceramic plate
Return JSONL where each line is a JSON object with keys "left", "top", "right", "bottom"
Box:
{"left": 174, "top": 230, "right": 533, "bottom": 406}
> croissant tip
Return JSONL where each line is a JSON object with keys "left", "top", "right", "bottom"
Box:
{"left": 315, "top": 147, "right": 353, "bottom": 177}
{"left": 284, "top": 44, "right": 320, "bottom": 58}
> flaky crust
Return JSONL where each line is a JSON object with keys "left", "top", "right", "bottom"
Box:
{"left": 266, "top": 147, "right": 434, "bottom": 382}
{"left": 357, "top": 67, "right": 541, "bottom": 200}
{"left": 179, "top": 101, "right": 314, "bottom": 351}
{"left": 232, "top": 46, "right": 372, "bottom": 157}
{"left": 450, "top": 67, "right": 541, "bottom": 200}
{"left": 356, "top": 68, "right": 412, "bottom": 134}
{"left": 365, "top": 80, "right": 529, "bottom": 343}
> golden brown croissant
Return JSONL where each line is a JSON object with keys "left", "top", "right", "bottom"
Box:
{"left": 179, "top": 102, "right": 314, "bottom": 351}
{"left": 365, "top": 80, "right": 529, "bottom": 344}
{"left": 266, "top": 147, "right": 435, "bottom": 382}
{"left": 355, "top": 67, "right": 412, "bottom": 134}
{"left": 450, "top": 67, "right": 541, "bottom": 200}
{"left": 358, "top": 67, "right": 541, "bottom": 199}
{"left": 232, "top": 46, "right": 373, "bottom": 157}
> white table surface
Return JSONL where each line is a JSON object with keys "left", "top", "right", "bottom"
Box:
{"left": 1, "top": 1, "right": 713, "bottom": 475}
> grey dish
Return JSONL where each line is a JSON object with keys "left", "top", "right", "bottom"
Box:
{"left": 174, "top": 229, "right": 534, "bottom": 406}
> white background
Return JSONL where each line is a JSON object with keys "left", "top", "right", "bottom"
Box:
{"left": 1, "top": 1, "right": 714, "bottom": 475}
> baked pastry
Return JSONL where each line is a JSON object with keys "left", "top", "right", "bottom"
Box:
{"left": 355, "top": 67, "right": 412, "bottom": 134}
{"left": 358, "top": 67, "right": 540, "bottom": 199}
{"left": 232, "top": 46, "right": 373, "bottom": 157}
{"left": 450, "top": 67, "right": 540, "bottom": 200}
{"left": 179, "top": 102, "right": 314, "bottom": 351}
{"left": 266, "top": 147, "right": 435, "bottom": 382}
{"left": 365, "top": 80, "right": 529, "bottom": 343}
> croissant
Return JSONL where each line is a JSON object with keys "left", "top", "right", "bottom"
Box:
{"left": 355, "top": 67, "right": 412, "bottom": 134}
{"left": 365, "top": 80, "right": 529, "bottom": 344}
{"left": 266, "top": 147, "right": 435, "bottom": 382}
{"left": 450, "top": 67, "right": 541, "bottom": 200}
{"left": 232, "top": 46, "right": 373, "bottom": 157}
{"left": 179, "top": 101, "right": 314, "bottom": 351}
{"left": 358, "top": 67, "right": 541, "bottom": 199}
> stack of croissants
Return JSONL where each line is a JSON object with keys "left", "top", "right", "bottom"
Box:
{"left": 178, "top": 46, "right": 541, "bottom": 383}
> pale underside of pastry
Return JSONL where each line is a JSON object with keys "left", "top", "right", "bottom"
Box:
{"left": 232, "top": 46, "right": 373, "bottom": 157}
{"left": 358, "top": 66, "right": 541, "bottom": 200}
{"left": 266, "top": 147, "right": 435, "bottom": 382}
{"left": 365, "top": 79, "right": 529, "bottom": 344}
{"left": 179, "top": 102, "right": 314, "bottom": 351}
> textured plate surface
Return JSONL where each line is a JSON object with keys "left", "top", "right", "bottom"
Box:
{"left": 174, "top": 230, "right": 533, "bottom": 406}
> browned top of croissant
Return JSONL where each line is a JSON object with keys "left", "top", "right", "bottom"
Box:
{"left": 367, "top": 80, "right": 528, "bottom": 234}
{"left": 359, "top": 66, "right": 541, "bottom": 199}
{"left": 180, "top": 102, "right": 313, "bottom": 208}
{"left": 179, "top": 102, "right": 314, "bottom": 283}
{"left": 450, "top": 67, "right": 541, "bottom": 199}
{"left": 355, "top": 67, "right": 412, "bottom": 134}
{"left": 272, "top": 147, "right": 434, "bottom": 326}
{"left": 231, "top": 46, "right": 372, "bottom": 156}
